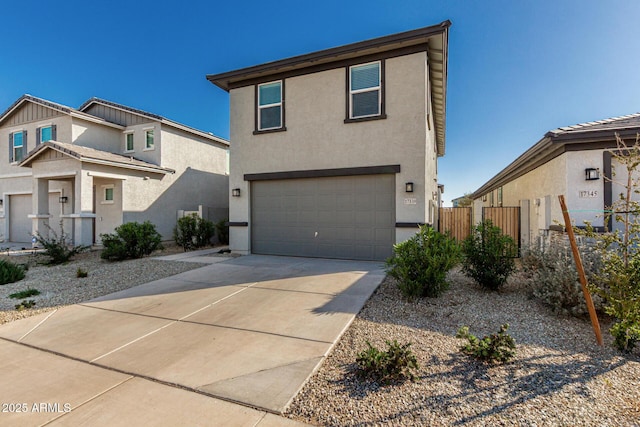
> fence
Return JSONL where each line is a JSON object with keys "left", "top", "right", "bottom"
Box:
{"left": 438, "top": 207, "right": 472, "bottom": 241}
{"left": 483, "top": 206, "right": 521, "bottom": 249}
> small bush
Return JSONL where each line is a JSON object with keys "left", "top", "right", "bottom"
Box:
{"left": 35, "top": 221, "right": 88, "bottom": 265}
{"left": 173, "top": 214, "right": 216, "bottom": 251}
{"left": 15, "top": 300, "right": 36, "bottom": 310}
{"left": 0, "top": 259, "right": 26, "bottom": 285}
{"left": 356, "top": 340, "right": 419, "bottom": 384}
{"left": 521, "top": 243, "right": 603, "bottom": 317}
{"left": 456, "top": 324, "right": 516, "bottom": 363}
{"left": 101, "top": 221, "right": 162, "bottom": 261}
{"left": 9, "top": 288, "right": 40, "bottom": 299}
{"left": 386, "top": 226, "right": 461, "bottom": 298}
{"left": 215, "top": 218, "right": 229, "bottom": 245}
{"left": 76, "top": 268, "right": 88, "bottom": 278}
{"left": 462, "top": 220, "right": 517, "bottom": 291}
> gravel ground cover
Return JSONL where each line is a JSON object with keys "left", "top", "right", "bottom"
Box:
{"left": 287, "top": 270, "right": 640, "bottom": 426}
{"left": 0, "top": 246, "right": 212, "bottom": 325}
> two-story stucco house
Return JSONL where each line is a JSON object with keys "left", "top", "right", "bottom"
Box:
{"left": 0, "top": 95, "right": 229, "bottom": 246}
{"left": 206, "top": 21, "right": 450, "bottom": 261}
{"left": 471, "top": 112, "right": 640, "bottom": 247}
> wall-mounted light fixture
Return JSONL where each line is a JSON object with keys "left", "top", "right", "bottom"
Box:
{"left": 0, "top": 199, "right": 3, "bottom": 206}
{"left": 232, "top": 188, "right": 241, "bottom": 197}
{"left": 585, "top": 168, "right": 600, "bottom": 181}
{"left": 59, "top": 196, "right": 68, "bottom": 203}
{"left": 405, "top": 182, "right": 414, "bottom": 193}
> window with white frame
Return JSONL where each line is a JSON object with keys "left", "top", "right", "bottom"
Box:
{"left": 9, "top": 130, "right": 25, "bottom": 163}
{"left": 125, "top": 132, "right": 134, "bottom": 152}
{"left": 497, "top": 187, "right": 503, "bottom": 207}
{"left": 349, "top": 61, "right": 381, "bottom": 119}
{"left": 102, "top": 185, "right": 114, "bottom": 204}
{"left": 145, "top": 129, "right": 154, "bottom": 150}
{"left": 38, "top": 125, "right": 56, "bottom": 144}
{"left": 257, "top": 81, "right": 283, "bottom": 131}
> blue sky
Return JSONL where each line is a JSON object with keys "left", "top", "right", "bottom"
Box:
{"left": 2, "top": 0, "right": 639, "bottom": 205}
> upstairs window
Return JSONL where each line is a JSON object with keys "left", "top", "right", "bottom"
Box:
{"left": 145, "top": 129, "right": 154, "bottom": 150}
{"left": 349, "top": 61, "right": 382, "bottom": 119}
{"left": 257, "top": 81, "right": 283, "bottom": 131}
{"left": 37, "top": 125, "right": 56, "bottom": 144}
{"left": 9, "top": 130, "right": 26, "bottom": 163}
{"left": 125, "top": 132, "right": 134, "bottom": 152}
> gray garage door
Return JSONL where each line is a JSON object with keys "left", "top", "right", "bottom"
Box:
{"left": 9, "top": 194, "right": 62, "bottom": 242}
{"left": 251, "top": 174, "right": 395, "bottom": 261}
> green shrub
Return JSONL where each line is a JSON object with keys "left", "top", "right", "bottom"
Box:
{"left": 356, "top": 340, "right": 419, "bottom": 383}
{"left": 456, "top": 324, "right": 516, "bottom": 363}
{"left": 173, "top": 214, "right": 216, "bottom": 251}
{"left": 0, "top": 259, "right": 26, "bottom": 285}
{"left": 100, "top": 221, "right": 162, "bottom": 261}
{"left": 9, "top": 288, "right": 40, "bottom": 299}
{"left": 385, "top": 226, "right": 461, "bottom": 298}
{"left": 215, "top": 218, "right": 229, "bottom": 245}
{"left": 35, "top": 221, "right": 88, "bottom": 265}
{"left": 521, "top": 243, "right": 603, "bottom": 317}
{"left": 76, "top": 268, "right": 88, "bottom": 278}
{"left": 15, "top": 300, "right": 36, "bottom": 310}
{"left": 462, "top": 220, "right": 517, "bottom": 291}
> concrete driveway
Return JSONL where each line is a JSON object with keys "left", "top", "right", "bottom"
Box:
{"left": 0, "top": 254, "right": 385, "bottom": 426}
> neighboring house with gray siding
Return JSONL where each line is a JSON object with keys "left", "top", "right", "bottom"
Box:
{"left": 0, "top": 95, "right": 229, "bottom": 246}
{"left": 207, "top": 21, "right": 450, "bottom": 261}
{"left": 471, "top": 112, "right": 640, "bottom": 248}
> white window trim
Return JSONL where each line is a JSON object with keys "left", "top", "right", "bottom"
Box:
{"left": 349, "top": 61, "right": 382, "bottom": 119}
{"left": 39, "top": 124, "right": 53, "bottom": 144}
{"left": 257, "top": 81, "right": 283, "bottom": 131}
{"left": 143, "top": 127, "right": 155, "bottom": 151}
{"left": 101, "top": 184, "right": 115, "bottom": 205}
{"left": 123, "top": 131, "right": 135, "bottom": 153}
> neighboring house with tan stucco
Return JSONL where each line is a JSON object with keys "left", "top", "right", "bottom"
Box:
{"left": 470, "top": 112, "right": 640, "bottom": 248}
{"left": 0, "top": 95, "right": 229, "bottom": 246}
{"left": 207, "top": 21, "right": 450, "bottom": 261}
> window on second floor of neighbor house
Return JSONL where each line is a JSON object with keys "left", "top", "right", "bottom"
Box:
{"left": 497, "top": 187, "right": 503, "bottom": 207}
{"left": 125, "top": 132, "right": 134, "bottom": 152}
{"left": 145, "top": 129, "right": 154, "bottom": 150}
{"left": 489, "top": 191, "right": 495, "bottom": 207}
{"left": 348, "top": 61, "right": 383, "bottom": 120}
{"left": 257, "top": 81, "right": 283, "bottom": 131}
{"left": 9, "top": 130, "right": 26, "bottom": 163}
{"left": 37, "top": 125, "right": 56, "bottom": 145}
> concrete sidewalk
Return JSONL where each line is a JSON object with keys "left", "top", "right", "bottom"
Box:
{"left": 0, "top": 254, "right": 385, "bottom": 426}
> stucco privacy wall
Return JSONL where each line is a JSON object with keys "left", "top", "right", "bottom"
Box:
{"left": 229, "top": 52, "right": 432, "bottom": 253}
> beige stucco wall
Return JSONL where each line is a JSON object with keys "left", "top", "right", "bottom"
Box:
{"left": 72, "top": 117, "right": 124, "bottom": 154}
{"left": 229, "top": 52, "right": 434, "bottom": 253}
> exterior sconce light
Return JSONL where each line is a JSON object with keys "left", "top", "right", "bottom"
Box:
{"left": 232, "top": 188, "right": 241, "bottom": 197}
{"left": 585, "top": 168, "right": 600, "bottom": 181}
{"left": 59, "top": 196, "right": 68, "bottom": 203}
{"left": 405, "top": 182, "right": 414, "bottom": 193}
{"left": 0, "top": 199, "right": 3, "bottom": 206}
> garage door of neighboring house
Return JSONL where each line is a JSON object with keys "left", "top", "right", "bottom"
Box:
{"left": 9, "top": 194, "right": 62, "bottom": 242}
{"left": 251, "top": 174, "right": 395, "bottom": 261}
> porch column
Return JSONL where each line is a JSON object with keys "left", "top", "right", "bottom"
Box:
{"left": 73, "top": 171, "right": 95, "bottom": 246}
{"left": 30, "top": 178, "right": 50, "bottom": 240}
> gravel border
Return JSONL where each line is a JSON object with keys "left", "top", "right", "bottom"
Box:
{"left": 287, "top": 270, "right": 640, "bottom": 426}
{"left": 0, "top": 247, "right": 214, "bottom": 325}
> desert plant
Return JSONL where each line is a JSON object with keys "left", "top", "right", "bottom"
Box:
{"left": 15, "top": 300, "right": 36, "bottom": 310}
{"left": 173, "top": 214, "right": 216, "bottom": 251}
{"left": 215, "top": 218, "right": 229, "bottom": 245}
{"left": 9, "top": 288, "right": 40, "bottom": 299}
{"left": 0, "top": 259, "right": 26, "bottom": 285}
{"left": 456, "top": 324, "right": 516, "bottom": 363}
{"left": 521, "top": 243, "right": 603, "bottom": 317}
{"left": 76, "top": 268, "right": 88, "bottom": 278}
{"left": 385, "top": 226, "right": 461, "bottom": 298}
{"left": 35, "top": 221, "right": 88, "bottom": 265}
{"left": 462, "top": 220, "right": 517, "bottom": 291}
{"left": 579, "top": 132, "right": 640, "bottom": 352}
{"left": 100, "top": 221, "right": 162, "bottom": 261}
{"left": 356, "top": 340, "right": 419, "bottom": 383}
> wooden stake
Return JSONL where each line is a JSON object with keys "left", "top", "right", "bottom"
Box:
{"left": 558, "top": 195, "right": 603, "bottom": 346}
